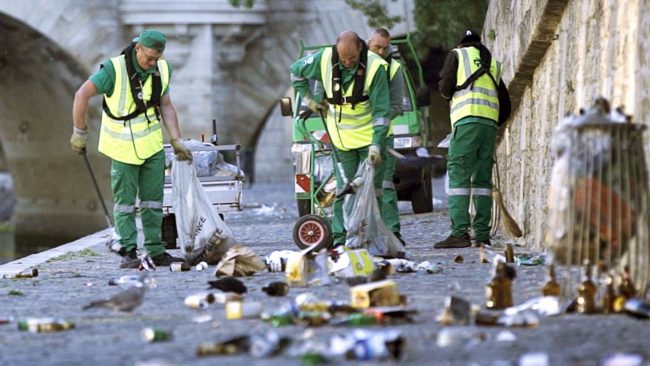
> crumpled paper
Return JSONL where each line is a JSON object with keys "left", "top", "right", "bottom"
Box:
{"left": 214, "top": 245, "right": 266, "bottom": 277}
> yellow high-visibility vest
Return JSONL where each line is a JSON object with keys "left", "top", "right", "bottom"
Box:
{"left": 449, "top": 46, "right": 502, "bottom": 126}
{"left": 320, "top": 47, "right": 387, "bottom": 150}
{"left": 98, "top": 55, "right": 170, "bottom": 164}
{"left": 388, "top": 59, "right": 403, "bottom": 136}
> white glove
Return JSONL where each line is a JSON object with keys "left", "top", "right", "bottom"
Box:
{"left": 368, "top": 144, "right": 382, "bottom": 166}
{"left": 265, "top": 250, "right": 295, "bottom": 272}
{"left": 304, "top": 96, "right": 327, "bottom": 113}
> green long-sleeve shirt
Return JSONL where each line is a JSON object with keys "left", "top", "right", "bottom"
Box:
{"left": 290, "top": 48, "right": 390, "bottom": 148}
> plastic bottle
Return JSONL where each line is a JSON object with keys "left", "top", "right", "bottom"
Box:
{"left": 576, "top": 259, "right": 597, "bottom": 314}
{"left": 541, "top": 264, "right": 561, "bottom": 297}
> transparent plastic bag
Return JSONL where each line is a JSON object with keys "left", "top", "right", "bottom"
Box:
{"left": 343, "top": 161, "right": 405, "bottom": 258}
{"left": 171, "top": 160, "right": 237, "bottom": 264}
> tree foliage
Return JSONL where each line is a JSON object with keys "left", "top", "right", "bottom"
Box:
{"left": 345, "top": 0, "right": 403, "bottom": 29}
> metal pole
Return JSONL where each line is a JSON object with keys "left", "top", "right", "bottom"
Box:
{"left": 81, "top": 151, "right": 113, "bottom": 229}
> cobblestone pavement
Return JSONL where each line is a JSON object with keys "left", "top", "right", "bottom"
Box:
{"left": 1, "top": 181, "right": 650, "bottom": 366}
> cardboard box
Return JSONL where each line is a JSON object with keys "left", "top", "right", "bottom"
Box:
{"left": 285, "top": 243, "right": 330, "bottom": 287}
{"left": 350, "top": 279, "right": 401, "bottom": 308}
{"left": 329, "top": 249, "right": 375, "bottom": 278}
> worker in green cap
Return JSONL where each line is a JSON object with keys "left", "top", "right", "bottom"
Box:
{"left": 71, "top": 29, "right": 192, "bottom": 268}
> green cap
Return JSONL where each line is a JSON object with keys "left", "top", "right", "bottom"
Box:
{"left": 133, "top": 30, "right": 166, "bottom": 53}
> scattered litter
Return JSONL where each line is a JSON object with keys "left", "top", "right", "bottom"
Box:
{"left": 265, "top": 250, "right": 295, "bottom": 272}
{"left": 436, "top": 296, "right": 471, "bottom": 326}
{"left": 184, "top": 292, "right": 216, "bottom": 309}
{"left": 262, "top": 281, "right": 289, "bottom": 297}
{"left": 196, "top": 335, "right": 250, "bottom": 356}
{"left": 214, "top": 245, "right": 266, "bottom": 277}
{"left": 350, "top": 280, "right": 401, "bottom": 308}
{"left": 436, "top": 328, "right": 487, "bottom": 348}
{"left": 142, "top": 327, "right": 172, "bottom": 342}
{"left": 208, "top": 277, "right": 247, "bottom": 294}
{"left": 624, "top": 299, "right": 650, "bottom": 319}
{"left": 18, "top": 318, "right": 75, "bottom": 333}
{"left": 225, "top": 301, "right": 263, "bottom": 320}
{"left": 193, "top": 314, "right": 213, "bottom": 323}
{"left": 195, "top": 261, "right": 209, "bottom": 271}
{"left": 170, "top": 262, "right": 192, "bottom": 272}
{"left": 515, "top": 254, "right": 545, "bottom": 266}
{"left": 602, "top": 353, "right": 643, "bottom": 366}
{"left": 495, "top": 330, "right": 517, "bottom": 342}
{"left": 454, "top": 255, "right": 464, "bottom": 263}
{"left": 519, "top": 352, "right": 548, "bottom": 366}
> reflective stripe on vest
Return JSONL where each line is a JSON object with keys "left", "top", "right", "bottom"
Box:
{"left": 389, "top": 59, "right": 402, "bottom": 81}
{"left": 321, "top": 48, "right": 387, "bottom": 150}
{"left": 98, "top": 56, "right": 170, "bottom": 165}
{"left": 449, "top": 47, "right": 502, "bottom": 126}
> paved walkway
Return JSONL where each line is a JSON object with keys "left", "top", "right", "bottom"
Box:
{"left": 1, "top": 182, "right": 649, "bottom": 365}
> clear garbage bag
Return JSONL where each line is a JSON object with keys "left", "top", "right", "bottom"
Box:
{"left": 172, "top": 160, "right": 237, "bottom": 265}
{"left": 343, "top": 161, "right": 405, "bottom": 258}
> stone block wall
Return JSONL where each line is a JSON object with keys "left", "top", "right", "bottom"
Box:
{"left": 483, "top": 0, "right": 649, "bottom": 248}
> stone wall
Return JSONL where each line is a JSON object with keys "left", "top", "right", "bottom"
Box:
{"left": 483, "top": 0, "right": 648, "bottom": 248}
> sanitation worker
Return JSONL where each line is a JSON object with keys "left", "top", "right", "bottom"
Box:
{"left": 290, "top": 30, "right": 391, "bottom": 250}
{"left": 71, "top": 30, "right": 191, "bottom": 268}
{"left": 434, "top": 29, "right": 510, "bottom": 249}
{"left": 367, "top": 27, "right": 406, "bottom": 246}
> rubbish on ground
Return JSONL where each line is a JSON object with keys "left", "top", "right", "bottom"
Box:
{"left": 485, "top": 261, "right": 513, "bottom": 309}
{"left": 602, "top": 353, "right": 643, "bottom": 366}
{"left": 184, "top": 292, "right": 216, "bottom": 309}
{"left": 298, "top": 311, "right": 331, "bottom": 327}
{"left": 417, "top": 261, "right": 443, "bottom": 274}
{"left": 193, "top": 314, "right": 213, "bottom": 323}
{"left": 196, "top": 335, "right": 250, "bottom": 356}
{"left": 250, "top": 331, "right": 292, "bottom": 357}
{"left": 330, "top": 329, "right": 404, "bottom": 360}
{"left": 286, "top": 244, "right": 330, "bottom": 287}
{"left": 541, "top": 264, "right": 561, "bottom": 297}
{"left": 436, "top": 328, "right": 487, "bottom": 348}
{"left": 172, "top": 159, "right": 237, "bottom": 265}
{"left": 504, "top": 244, "right": 515, "bottom": 263}
{"left": 0, "top": 317, "right": 12, "bottom": 325}
{"left": 11, "top": 268, "right": 39, "bottom": 279}
{"left": 214, "top": 245, "right": 266, "bottom": 277}
{"left": 265, "top": 250, "right": 295, "bottom": 272}
{"left": 496, "top": 330, "right": 517, "bottom": 342}
{"left": 18, "top": 318, "right": 75, "bottom": 332}
{"left": 480, "top": 247, "right": 489, "bottom": 264}
{"left": 262, "top": 281, "right": 290, "bottom": 297}
{"left": 82, "top": 279, "right": 146, "bottom": 312}
{"left": 504, "top": 296, "right": 561, "bottom": 317}
{"left": 195, "top": 261, "right": 209, "bottom": 271}
{"left": 170, "top": 262, "right": 192, "bottom": 272}
{"left": 364, "top": 306, "right": 418, "bottom": 324}
{"left": 208, "top": 277, "right": 247, "bottom": 294}
{"left": 454, "top": 255, "right": 464, "bottom": 263}
{"left": 329, "top": 248, "right": 375, "bottom": 278}
{"left": 332, "top": 312, "right": 382, "bottom": 326}
{"left": 519, "top": 352, "right": 549, "bottom": 366}
{"left": 437, "top": 296, "right": 471, "bottom": 326}
{"left": 602, "top": 274, "right": 617, "bottom": 314}
{"left": 619, "top": 266, "right": 638, "bottom": 299}
{"left": 212, "top": 292, "right": 243, "bottom": 304}
{"left": 350, "top": 280, "right": 401, "bottom": 308}
{"left": 225, "top": 301, "right": 263, "bottom": 320}
{"left": 142, "top": 327, "right": 172, "bottom": 342}
{"left": 576, "top": 259, "right": 598, "bottom": 314}
{"left": 515, "top": 254, "right": 545, "bottom": 266}
{"left": 139, "top": 255, "right": 156, "bottom": 272}
{"left": 624, "top": 299, "right": 650, "bottom": 319}
{"left": 343, "top": 161, "right": 405, "bottom": 258}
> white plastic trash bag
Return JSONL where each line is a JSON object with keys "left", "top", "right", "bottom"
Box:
{"left": 172, "top": 160, "right": 237, "bottom": 264}
{"left": 343, "top": 161, "right": 405, "bottom": 258}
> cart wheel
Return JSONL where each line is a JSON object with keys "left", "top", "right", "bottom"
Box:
{"left": 292, "top": 214, "right": 332, "bottom": 251}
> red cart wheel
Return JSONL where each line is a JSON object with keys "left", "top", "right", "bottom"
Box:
{"left": 292, "top": 214, "right": 332, "bottom": 251}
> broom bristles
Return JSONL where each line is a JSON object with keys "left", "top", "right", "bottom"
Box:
{"left": 493, "top": 188, "right": 523, "bottom": 238}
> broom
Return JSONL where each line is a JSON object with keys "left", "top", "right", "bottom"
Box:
{"left": 493, "top": 154, "right": 523, "bottom": 238}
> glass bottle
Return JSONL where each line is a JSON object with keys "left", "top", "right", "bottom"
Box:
{"left": 576, "top": 260, "right": 597, "bottom": 314}
{"left": 601, "top": 274, "right": 616, "bottom": 314}
{"left": 619, "top": 265, "right": 637, "bottom": 300}
{"left": 541, "top": 264, "right": 561, "bottom": 297}
{"left": 485, "top": 261, "right": 513, "bottom": 309}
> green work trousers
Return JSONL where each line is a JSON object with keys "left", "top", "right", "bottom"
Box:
{"left": 447, "top": 123, "right": 496, "bottom": 241}
{"left": 111, "top": 149, "right": 165, "bottom": 257}
{"left": 331, "top": 145, "right": 384, "bottom": 246}
{"left": 381, "top": 136, "right": 400, "bottom": 234}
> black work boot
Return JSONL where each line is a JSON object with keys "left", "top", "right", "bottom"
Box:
{"left": 119, "top": 250, "right": 140, "bottom": 269}
{"left": 151, "top": 252, "right": 185, "bottom": 267}
{"left": 434, "top": 233, "right": 471, "bottom": 249}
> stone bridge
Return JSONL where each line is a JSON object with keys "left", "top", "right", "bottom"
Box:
{"left": 0, "top": 0, "right": 415, "bottom": 241}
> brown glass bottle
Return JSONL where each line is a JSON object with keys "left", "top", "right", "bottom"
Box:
{"left": 601, "top": 274, "right": 616, "bottom": 314}
{"left": 576, "top": 260, "right": 598, "bottom": 314}
{"left": 485, "top": 261, "right": 513, "bottom": 309}
{"left": 619, "top": 266, "right": 637, "bottom": 299}
{"left": 541, "top": 264, "right": 561, "bottom": 297}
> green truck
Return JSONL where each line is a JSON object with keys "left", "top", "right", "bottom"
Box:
{"left": 283, "top": 35, "right": 434, "bottom": 218}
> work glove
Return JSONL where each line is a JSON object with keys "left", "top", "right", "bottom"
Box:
{"left": 367, "top": 144, "right": 382, "bottom": 166}
{"left": 69, "top": 126, "right": 87, "bottom": 154}
{"left": 304, "top": 96, "right": 327, "bottom": 113}
{"left": 170, "top": 139, "right": 193, "bottom": 162}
